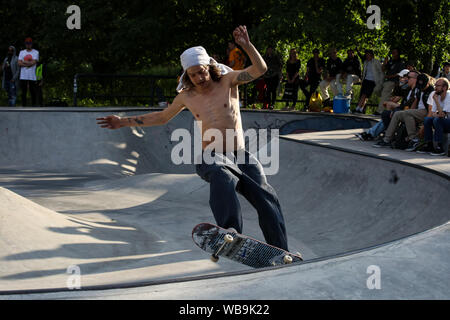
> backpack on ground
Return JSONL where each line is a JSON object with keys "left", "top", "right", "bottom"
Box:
{"left": 309, "top": 91, "right": 322, "bottom": 112}
{"left": 391, "top": 123, "right": 409, "bottom": 149}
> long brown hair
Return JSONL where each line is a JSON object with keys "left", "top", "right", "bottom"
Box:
{"left": 181, "top": 64, "right": 223, "bottom": 89}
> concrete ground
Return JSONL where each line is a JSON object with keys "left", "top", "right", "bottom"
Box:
{"left": 0, "top": 108, "right": 449, "bottom": 299}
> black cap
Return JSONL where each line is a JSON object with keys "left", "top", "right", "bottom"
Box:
{"left": 443, "top": 62, "right": 450, "bottom": 67}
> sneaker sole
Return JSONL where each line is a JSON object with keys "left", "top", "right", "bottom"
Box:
{"left": 430, "top": 152, "right": 445, "bottom": 156}
{"left": 372, "top": 144, "right": 390, "bottom": 148}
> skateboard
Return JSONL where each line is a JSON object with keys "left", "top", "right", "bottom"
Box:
{"left": 192, "top": 222, "right": 303, "bottom": 268}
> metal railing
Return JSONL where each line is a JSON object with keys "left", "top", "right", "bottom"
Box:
{"left": 72, "top": 73, "right": 377, "bottom": 109}
{"left": 73, "top": 73, "right": 178, "bottom": 107}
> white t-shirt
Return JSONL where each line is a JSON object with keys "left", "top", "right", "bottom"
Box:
{"left": 406, "top": 88, "right": 414, "bottom": 101}
{"left": 427, "top": 90, "right": 450, "bottom": 113}
{"left": 365, "top": 62, "right": 374, "bottom": 81}
{"left": 19, "top": 49, "right": 39, "bottom": 81}
{"left": 417, "top": 91, "right": 427, "bottom": 110}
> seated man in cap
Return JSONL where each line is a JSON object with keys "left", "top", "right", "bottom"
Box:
{"left": 97, "top": 26, "right": 289, "bottom": 251}
{"left": 373, "top": 73, "right": 435, "bottom": 151}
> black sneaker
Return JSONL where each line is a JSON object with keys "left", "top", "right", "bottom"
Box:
{"left": 355, "top": 132, "right": 373, "bottom": 141}
{"left": 416, "top": 142, "right": 434, "bottom": 154}
{"left": 374, "top": 135, "right": 384, "bottom": 143}
{"left": 373, "top": 139, "right": 392, "bottom": 148}
{"left": 405, "top": 139, "right": 420, "bottom": 152}
{"left": 355, "top": 132, "right": 365, "bottom": 141}
{"left": 430, "top": 145, "right": 446, "bottom": 156}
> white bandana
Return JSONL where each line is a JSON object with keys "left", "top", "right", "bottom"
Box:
{"left": 177, "top": 46, "right": 232, "bottom": 92}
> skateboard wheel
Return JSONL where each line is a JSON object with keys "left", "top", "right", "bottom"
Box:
{"left": 211, "top": 254, "right": 219, "bottom": 262}
{"left": 283, "top": 255, "right": 293, "bottom": 264}
{"left": 224, "top": 234, "right": 234, "bottom": 243}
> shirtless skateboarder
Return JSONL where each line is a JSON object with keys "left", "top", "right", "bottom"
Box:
{"left": 97, "top": 26, "right": 288, "bottom": 250}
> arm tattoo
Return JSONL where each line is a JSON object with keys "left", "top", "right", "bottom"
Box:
{"left": 134, "top": 117, "right": 144, "bottom": 125}
{"left": 237, "top": 71, "right": 254, "bottom": 82}
{"left": 127, "top": 117, "right": 144, "bottom": 125}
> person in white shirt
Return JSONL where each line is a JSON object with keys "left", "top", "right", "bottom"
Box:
{"left": 355, "top": 49, "right": 383, "bottom": 113}
{"left": 18, "top": 37, "right": 39, "bottom": 106}
{"left": 416, "top": 78, "right": 450, "bottom": 155}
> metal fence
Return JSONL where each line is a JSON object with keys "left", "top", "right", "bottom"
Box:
{"left": 72, "top": 73, "right": 375, "bottom": 109}
{"left": 73, "top": 73, "right": 178, "bottom": 107}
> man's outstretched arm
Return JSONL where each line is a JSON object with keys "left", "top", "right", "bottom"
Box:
{"left": 97, "top": 94, "right": 186, "bottom": 129}
{"left": 229, "top": 26, "right": 267, "bottom": 86}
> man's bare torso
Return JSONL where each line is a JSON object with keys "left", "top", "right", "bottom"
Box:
{"left": 97, "top": 25, "right": 266, "bottom": 153}
{"left": 180, "top": 74, "right": 245, "bottom": 151}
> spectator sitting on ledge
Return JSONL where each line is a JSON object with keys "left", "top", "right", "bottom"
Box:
{"left": 373, "top": 73, "right": 435, "bottom": 151}
{"left": 416, "top": 77, "right": 450, "bottom": 156}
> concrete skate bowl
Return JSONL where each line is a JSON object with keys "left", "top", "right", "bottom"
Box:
{"left": 0, "top": 109, "right": 449, "bottom": 294}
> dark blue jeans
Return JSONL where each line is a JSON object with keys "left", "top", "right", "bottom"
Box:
{"left": 4, "top": 81, "right": 17, "bottom": 106}
{"left": 424, "top": 116, "right": 450, "bottom": 143}
{"left": 195, "top": 150, "right": 288, "bottom": 250}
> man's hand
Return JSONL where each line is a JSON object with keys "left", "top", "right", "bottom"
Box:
{"left": 432, "top": 111, "right": 445, "bottom": 118}
{"left": 233, "top": 25, "right": 250, "bottom": 48}
{"left": 433, "top": 94, "right": 441, "bottom": 103}
{"left": 229, "top": 25, "right": 267, "bottom": 86}
{"left": 20, "top": 60, "right": 35, "bottom": 68}
{"left": 96, "top": 115, "right": 123, "bottom": 129}
{"left": 433, "top": 93, "right": 444, "bottom": 113}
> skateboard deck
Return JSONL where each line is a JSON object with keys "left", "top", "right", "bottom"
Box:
{"left": 192, "top": 222, "right": 303, "bottom": 268}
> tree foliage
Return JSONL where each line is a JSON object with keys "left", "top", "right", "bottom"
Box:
{"left": 0, "top": 0, "right": 448, "bottom": 91}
